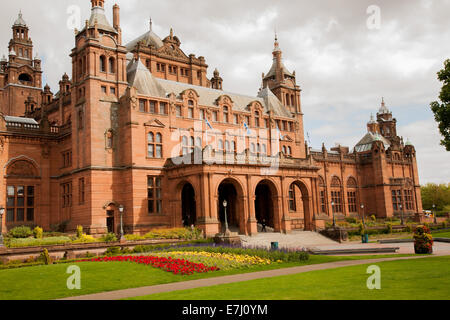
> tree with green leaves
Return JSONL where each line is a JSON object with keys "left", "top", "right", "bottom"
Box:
{"left": 430, "top": 59, "right": 450, "bottom": 151}
{"left": 421, "top": 183, "right": 450, "bottom": 212}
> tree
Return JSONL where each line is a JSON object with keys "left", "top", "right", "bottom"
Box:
{"left": 430, "top": 59, "right": 450, "bottom": 151}
{"left": 421, "top": 183, "right": 450, "bottom": 211}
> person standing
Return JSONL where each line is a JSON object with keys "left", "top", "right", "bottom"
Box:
{"left": 262, "top": 219, "right": 267, "bottom": 232}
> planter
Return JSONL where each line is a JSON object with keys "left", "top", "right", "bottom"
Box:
{"left": 414, "top": 244, "right": 433, "bottom": 254}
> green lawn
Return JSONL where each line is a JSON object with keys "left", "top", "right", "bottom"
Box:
{"left": 131, "top": 256, "right": 450, "bottom": 300}
{"left": 0, "top": 254, "right": 416, "bottom": 300}
{"left": 432, "top": 231, "right": 450, "bottom": 238}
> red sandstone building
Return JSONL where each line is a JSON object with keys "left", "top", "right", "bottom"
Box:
{"left": 0, "top": 1, "right": 422, "bottom": 237}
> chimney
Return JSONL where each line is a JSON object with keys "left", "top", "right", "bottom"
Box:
{"left": 113, "top": 4, "right": 120, "bottom": 30}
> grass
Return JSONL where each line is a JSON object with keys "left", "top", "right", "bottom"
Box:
{"left": 0, "top": 253, "right": 416, "bottom": 300}
{"left": 432, "top": 231, "right": 450, "bottom": 238}
{"left": 131, "top": 256, "right": 450, "bottom": 300}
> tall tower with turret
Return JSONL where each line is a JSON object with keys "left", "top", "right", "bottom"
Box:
{"left": 0, "top": 12, "right": 43, "bottom": 116}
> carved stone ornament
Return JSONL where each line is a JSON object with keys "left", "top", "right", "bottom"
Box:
{"left": 7, "top": 160, "right": 37, "bottom": 177}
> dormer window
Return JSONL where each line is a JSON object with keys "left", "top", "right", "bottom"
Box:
{"left": 223, "top": 106, "right": 229, "bottom": 123}
{"left": 254, "top": 111, "right": 260, "bottom": 128}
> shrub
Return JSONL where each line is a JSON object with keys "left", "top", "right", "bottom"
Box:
{"left": 358, "top": 223, "right": 365, "bottom": 235}
{"left": 100, "top": 233, "right": 118, "bottom": 242}
{"left": 84, "top": 252, "right": 96, "bottom": 258}
{"left": 370, "top": 215, "right": 377, "bottom": 222}
{"left": 7, "top": 236, "right": 71, "bottom": 248}
{"left": 76, "top": 226, "right": 83, "bottom": 238}
{"left": 104, "top": 246, "right": 121, "bottom": 256}
{"left": 442, "top": 221, "right": 448, "bottom": 229}
{"left": 125, "top": 234, "right": 144, "bottom": 241}
{"left": 39, "top": 248, "right": 52, "bottom": 265}
{"left": 413, "top": 225, "right": 433, "bottom": 254}
{"left": 345, "top": 217, "right": 358, "bottom": 224}
{"left": 33, "top": 226, "right": 43, "bottom": 239}
{"left": 385, "top": 223, "right": 393, "bottom": 234}
{"left": 72, "top": 233, "right": 96, "bottom": 243}
{"left": 8, "top": 226, "right": 33, "bottom": 239}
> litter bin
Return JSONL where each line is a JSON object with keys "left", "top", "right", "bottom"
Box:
{"left": 362, "top": 234, "right": 369, "bottom": 243}
{"left": 271, "top": 242, "right": 279, "bottom": 250}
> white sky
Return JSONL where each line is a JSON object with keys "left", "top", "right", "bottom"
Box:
{"left": 1, "top": 0, "right": 449, "bottom": 184}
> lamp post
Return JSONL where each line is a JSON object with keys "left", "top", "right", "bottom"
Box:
{"left": 118, "top": 205, "right": 125, "bottom": 241}
{"left": 400, "top": 204, "right": 404, "bottom": 225}
{"left": 0, "top": 207, "right": 4, "bottom": 247}
{"left": 360, "top": 204, "right": 365, "bottom": 228}
{"left": 432, "top": 204, "right": 436, "bottom": 224}
{"left": 223, "top": 200, "right": 230, "bottom": 235}
{"left": 331, "top": 201, "right": 336, "bottom": 228}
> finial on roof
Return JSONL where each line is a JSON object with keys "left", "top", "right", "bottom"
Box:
{"left": 170, "top": 28, "right": 173, "bottom": 38}
{"left": 150, "top": 17, "right": 152, "bottom": 31}
{"left": 382, "top": 97, "right": 385, "bottom": 107}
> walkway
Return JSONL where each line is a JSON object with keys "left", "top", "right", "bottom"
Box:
{"left": 240, "top": 231, "right": 338, "bottom": 249}
{"left": 61, "top": 253, "right": 448, "bottom": 300}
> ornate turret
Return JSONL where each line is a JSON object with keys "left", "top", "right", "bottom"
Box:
{"left": 211, "top": 68, "right": 223, "bottom": 90}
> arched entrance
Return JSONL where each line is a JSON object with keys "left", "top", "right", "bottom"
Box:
{"left": 255, "top": 180, "right": 276, "bottom": 229}
{"left": 288, "top": 181, "right": 312, "bottom": 231}
{"left": 181, "top": 183, "right": 196, "bottom": 227}
{"left": 218, "top": 179, "right": 243, "bottom": 234}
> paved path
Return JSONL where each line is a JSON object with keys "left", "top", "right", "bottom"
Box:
{"left": 61, "top": 253, "right": 448, "bottom": 300}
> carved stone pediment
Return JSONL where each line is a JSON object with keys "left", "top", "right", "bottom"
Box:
{"left": 144, "top": 119, "right": 166, "bottom": 128}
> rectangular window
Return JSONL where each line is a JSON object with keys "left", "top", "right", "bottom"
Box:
{"left": 110, "top": 87, "right": 116, "bottom": 95}
{"left": 6, "top": 185, "right": 35, "bottom": 223}
{"left": 212, "top": 111, "right": 218, "bottom": 122}
{"left": 62, "top": 150, "right": 72, "bottom": 168}
{"left": 148, "top": 176, "right": 162, "bottom": 214}
{"left": 188, "top": 107, "right": 194, "bottom": 119}
{"left": 347, "top": 191, "right": 357, "bottom": 213}
{"left": 101, "top": 86, "right": 107, "bottom": 93}
{"left": 176, "top": 105, "right": 182, "bottom": 118}
{"left": 149, "top": 101, "right": 156, "bottom": 114}
{"left": 404, "top": 190, "right": 413, "bottom": 210}
{"left": 139, "top": 99, "right": 146, "bottom": 112}
{"left": 159, "top": 102, "right": 167, "bottom": 115}
{"left": 61, "top": 182, "right": 73, "bottom": 208}
{"left": 79, "top": 178, "right": 85, "bottom": 205}
{"left": 233, "top": 114, "right": 239, "bottom": 125}
{"left": 331, "top": 191, "right": 342, "bottom": 213}
{"left": 320, "top": 190, "right": 326, "bottom": 213}
{"left": 289, "top": 185, "right": 296, "bottom": 211}
{"left": 392, "top": 190, "right": 403, "bottom": 211}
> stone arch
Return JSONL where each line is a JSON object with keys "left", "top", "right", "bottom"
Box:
{"left": 217, "top": 177, "right": 246, "bottom": 234}
{"left": 346, "top": 176, "right": 358, "bottom": 188}
{"left": 288, "top": 180, "right": 313, "bottom": 231}
{"left": 175, "top": 178, "right": 199, "bottom": 227}
{"left": 5, "top": 156, "right": 40, "bottom": 178}
{"left": 254, "top": 178, "right": 280, "bottom": 232}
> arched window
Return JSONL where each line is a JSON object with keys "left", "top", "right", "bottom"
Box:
{"left": 225, "top": 141, "right": 230, "bottom": 152}
{"left": 251, "top": 143, "right": 256, "bottom": 154}
{"left": 156, "top": 133, "right": 163, "bottom": 158}
{"left": 109, "top": 57, "right": 115, "bottom": 74}
{"left": 286, "top": 93, "right": 290, "bottom": 106}
{"left": 100, "top": 55, "right": 106, "bottom": 72}
{"left": 282, "top": 146, "right": 287, "bottom": 154}
{"left": 231, "top": 141, "right": 236, "bottom": 153}
{"left": 262, "top": 144, "right": 267, "bottom": 155}
{"left": 218, "top": 139, "right": 224, "bottom": 152}
{"left": 187, "top": 100, "right": 194, "bottom": 119}
{"left": 18, "top": 73, "right": 32, "bottom": 83}
{"left": 195, "top": 137, "right": 202, "bottom": 148}
{"left": 287, "top": 146, "right": 292, "bottom": 156}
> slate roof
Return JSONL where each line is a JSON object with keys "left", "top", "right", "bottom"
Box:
{"left": 126, "top": 58, "right": 294, "bottom": 118}
{"left": 125, "top": 30, "right": 164, "bottom": 51}
{"left": 354, "top": 132, "right": 391, "bottom": 152}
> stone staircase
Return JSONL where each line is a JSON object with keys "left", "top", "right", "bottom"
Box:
{"left": 240, "top": 231, "right": 339, "bottom": 250}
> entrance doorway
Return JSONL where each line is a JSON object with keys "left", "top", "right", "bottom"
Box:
{"left": 255, "top": 182, "right": 275, "bottom": 228}
{"left": 218, "top": 181, "right": 239, "bottom": 233}
{"left": 106, "top": 210, "right": 115, "bottom": 233}
{"left": 182, "top": 183, "right": 196, "bottom": 227}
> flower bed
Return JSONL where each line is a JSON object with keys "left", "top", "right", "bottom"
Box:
{"left": 150, "top": 251, "right": 274, "bottom": 271}
{"left": 79, "top": 256, "right": 219, "bottom": 275}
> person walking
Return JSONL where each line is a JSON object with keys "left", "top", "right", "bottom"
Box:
{"left": 262, "top": 219, "right": 267, "bottom": 232}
